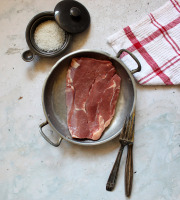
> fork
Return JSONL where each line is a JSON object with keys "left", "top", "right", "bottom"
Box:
{"left": 106, "top": 112, "right": 135, "bottom": 191}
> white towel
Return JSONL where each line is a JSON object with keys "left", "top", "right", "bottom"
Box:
{"left": 107, "top": 0, "right": 180, "bottom": 85}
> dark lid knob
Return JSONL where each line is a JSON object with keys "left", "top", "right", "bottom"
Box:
{"left": 54, "top": 0, "right": 90, "bottom": 34}
{"left": 70, "top": 7, "right": 81, "bottom": 18}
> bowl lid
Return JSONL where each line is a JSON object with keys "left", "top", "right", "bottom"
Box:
{"left": 54, "top": 0, "right": 90, "bottom": 34}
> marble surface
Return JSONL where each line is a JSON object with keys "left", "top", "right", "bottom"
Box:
{"left": 0, "top": 0, "right": 180, "bottom": 199}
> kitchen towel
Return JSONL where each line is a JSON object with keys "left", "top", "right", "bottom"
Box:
{"left": 107, "top": 0, "right": 180, "bottom": 85}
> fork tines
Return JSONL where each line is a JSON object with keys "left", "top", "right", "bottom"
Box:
{"left": 120, "top": 112, "right": 135, "bottom": 143}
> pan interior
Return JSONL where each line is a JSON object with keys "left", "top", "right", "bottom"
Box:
{"left": 43, "top": 51, "right": 135, "bottom": 145}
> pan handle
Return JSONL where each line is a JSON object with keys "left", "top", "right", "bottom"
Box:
{"left": 116, "top": 49, "right": 141, "bottom": 74}
{"left": 39, "top": 121, "right": 63, "bottom": 147}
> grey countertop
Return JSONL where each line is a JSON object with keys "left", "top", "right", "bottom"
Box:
{"left": 0, "top": 0, "right": 180, "bottom": 199}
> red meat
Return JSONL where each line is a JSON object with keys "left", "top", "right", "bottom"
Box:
{"left": 66, "top": 57, "right": 121, "bottom": 140}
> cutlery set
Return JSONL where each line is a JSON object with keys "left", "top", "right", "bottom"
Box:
{"left": 106, "top": 111, "right": 135, "bottom": 197}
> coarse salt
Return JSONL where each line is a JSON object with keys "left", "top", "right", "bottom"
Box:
{"left": 34, "top": 20, "right": 65, "bottom": 52}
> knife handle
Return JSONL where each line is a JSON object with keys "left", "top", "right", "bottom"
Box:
{"left": 125, "top": 144, "right": 133, "bottom": 197}
{"left": 106, "top": 144, "right": 124, "bottom": 191}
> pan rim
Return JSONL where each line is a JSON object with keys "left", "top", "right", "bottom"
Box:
{"left": 41, "top": 49, "right": 137, "bottom": 146}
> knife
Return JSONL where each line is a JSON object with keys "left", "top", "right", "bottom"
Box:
{"left": 124, "top": 114, "right": 135, "bottom": 197}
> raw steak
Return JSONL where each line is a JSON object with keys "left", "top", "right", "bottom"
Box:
{"left": 66, "top": 57, "right": 121, "bottom": 140}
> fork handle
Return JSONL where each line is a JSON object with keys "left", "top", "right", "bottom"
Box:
{"left": 106, "top": 144, "right": 125, "bottom": 191}
{"left": 125, "top": 144, "right": 133, "bottom": 197}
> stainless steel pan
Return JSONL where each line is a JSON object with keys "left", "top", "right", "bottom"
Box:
{"left": 39, "top": 49, "right": 141, "bottom": 147}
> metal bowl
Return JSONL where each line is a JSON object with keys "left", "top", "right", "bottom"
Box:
{"left": 22, "top": 11, "right": 72, "bottom": 62}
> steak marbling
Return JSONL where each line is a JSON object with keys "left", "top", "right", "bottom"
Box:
{"left": 66, "top": 57, "right": 121, "bottom": 140}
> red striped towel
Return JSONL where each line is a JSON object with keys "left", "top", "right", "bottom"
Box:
{"left": 107, "top": 0, "right": 180, "bottom": 85}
